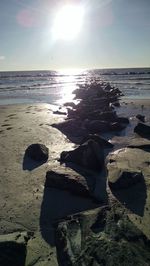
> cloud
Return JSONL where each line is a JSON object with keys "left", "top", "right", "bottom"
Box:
{"left": 0, "top": 56, "right": 5, "bottom": 60}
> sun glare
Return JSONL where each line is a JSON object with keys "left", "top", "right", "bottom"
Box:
{"left": 52, "top": 4, "right": 84, "bottom": 40}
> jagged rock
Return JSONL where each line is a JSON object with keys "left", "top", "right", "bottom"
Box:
{"left": 117, "top": 117, "right": 129, "bottom": 124}
{"left": 53, "top": 110, "right": 67, "bottom": 115}
{"left": 60, "top": 140, "right": 104, "bottom": 171}
{"left": 55, "top": 205, "right": 150, "bottom": 266}
{"left": 107, "top": 145, "right": 150, "bottom": 219}
{"left": 136, "top": 114, "right": 145, "bottom": 122}
{"left": 80, "top": 134, "right": 113, "bottom": 148}
{"left": 64, "top": 102, "right": 77, "bottom": 108}
{"left": 85, "top": 120, "right": 109, "bottom": 133}
{"left": 25, "top": 143, "right": 49, "bottom": 162}
{"left": 108, "top": 171, "right": 144, "bottom": 190}
{"left": 45, "top": 168, "right": 95, "bottom": 198}
{"left": 98, "top": 111, "right": 117, "bottom": 121}
{"left": 134, "top": 123, "right": 150, "bottom": 138}
{"left": 111, "top": 101, "right": 120, "bottom": 107}
{"left": 110, "top": 122, "right": 126, "bottom": 131}
{"left": 51, "top": 119, "right": 86, "bottom": 137}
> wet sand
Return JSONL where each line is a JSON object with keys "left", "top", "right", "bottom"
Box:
{"left": 0, "top": 100, "right": 150, "bottom": 265}
{"left": 0, "top": 103, "right": 99, "bottom": 265}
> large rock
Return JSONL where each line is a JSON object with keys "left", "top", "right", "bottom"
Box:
{"left": 25, "top": 143, "right": 49, "bottom": 162}
{"left": 136, "top": 114, "right": 145, "bottom": 122}
{"left": 134, "top": 123, "right": 150, "bottom": 138}
{"left": 117, "top": 117, "right": 129, "bottom": 124}
{"left": 85, "top": 120, "right": 109, "bottom": 133}
{"left": 45, "top": 167, "right": 95, "bottom": 198}
{"left": 107, "top": 145, "right": 150, "bottom": 220}
{"left": 108, "top": 171, "right": 144, "bottom": 190}
{"left": 60, "top": 140, "right": 104, "bottom": 171}
{"left": 55, "top": 205, "right": 150, "bottom": 266}
{"left": 51, "top": 119, "right": 86, "bottom": 137}
{"left": 110, "top": 122, "right": 126, "bottom": 131}
{"left": 80, "top": 134, "right": 114, "bottom": 148}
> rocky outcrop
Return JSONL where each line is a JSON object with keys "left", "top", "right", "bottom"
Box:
{"left": 134, "top": 123, "right": 150, "bottom": 138}
{"left": 52, "top": 82, "right": 129, "bottom": 142}
{"left": 80, "top": 134, "right": 114, "bottom": 148}
{"left": 51, "top": 119, "right": 86, "bottom": 138}
{"left": 55, "top": 205, "right": 150, "bottom": 266}
{"left": 25, "top": 143, "right": 49, "bottom": 162}
{"left": 45, "top": 168, "right": 95, "bottom": 198}
{"left": 136, "top": 114, "right": 145, "bottom": 122}
{"left": 107, "top": 142, "right": 150, "bottom": 221}
{"left": 108, "top": 171, "right": 144, "bottom": 190}
{"left": 60, "top": 140, "right": 104, "bottom": 172}
{"left": 85, "top": 120, "right": 110, "bottom": 133}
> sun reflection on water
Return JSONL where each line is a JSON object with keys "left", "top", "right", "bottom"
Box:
{"left": 57, "top": 68, "right": 85, "bottom": 105}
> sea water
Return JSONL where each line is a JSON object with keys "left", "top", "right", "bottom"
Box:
{"left": 0, "top": 68, "right": 150, "bottom": 105}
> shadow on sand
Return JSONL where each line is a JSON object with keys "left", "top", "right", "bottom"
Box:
{"left": 39, "top": 162, "right": 108, "bottom": 246}
{"left": 110, "top": 178, "right": 147, "bottom": 217}
{"left": 22, "top": 153, "right": 46, "bottom": 171}
{"left": 0, "top": 242, "right": 26, "bottom": 266}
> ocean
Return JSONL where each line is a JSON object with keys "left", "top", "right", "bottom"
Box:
{"left": 0, "top": 68, "right": 150, "bottom": 106}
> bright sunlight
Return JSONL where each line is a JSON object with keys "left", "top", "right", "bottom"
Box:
{"left": 52, "top": 4, "right": 84, "bottom": 41}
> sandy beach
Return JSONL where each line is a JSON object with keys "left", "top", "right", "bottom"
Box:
{"left": 0, "top": 97, "right": 150, "bottom": 265}
{"left": 0, "top": 103, "right": 100, "bottom": 265}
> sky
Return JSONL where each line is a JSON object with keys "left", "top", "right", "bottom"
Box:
{"left": 0, "top": 0, "right": 150, "bottom": 71}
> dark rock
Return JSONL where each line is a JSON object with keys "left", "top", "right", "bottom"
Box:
{"left": 60, "top": 140, "right": 104, "bottom": 171}
{"left": 117, "top": 117, "right": 129, "bottom": 124}
{"left": 85, "top": 120, "right": 109, "bottom": 133}
{"left": 51, "top": 119, "right": 86, "bottom": 137}
{"left": 55, "top": 205, "right": 150, "bottom": 266}
{"left": 104, "top": 84, "right": 112, "bottom": 91}
{"left": 111, "top": 101, "right": 120, "bottom": 107}
{"left": 53, "top": 110, "right": 67, "bottom": 115}
{"left": 80, "top": 134, "right": 114, "bottom": 148}
{"left": 134, "top": 123, "right": 150, "bottom": 138}
{"left": 109, "top": 171, "right": 144, "bottom": 190}
{"left": 136, "top": 114, "right": 145, "bottom": 122}
{"left": 98, "top": 111, "right": 117, "bottom": 121}
{"left": 110, "top": 122, "right": 126, "bottom": 131}
{"left": 46, "top": 170, "right": 92, "bottom": 197}
{"left": 64, "top": 102, "right": 77, "bottom": 108}
{"left": 25, "top": 143, "right": 49, "bottom": 162}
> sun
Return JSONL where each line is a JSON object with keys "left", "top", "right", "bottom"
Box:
{"left": 52, "top": 4, "right": 84, "bottom": 41}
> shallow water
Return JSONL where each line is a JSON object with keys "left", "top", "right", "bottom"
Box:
{"left": 0, "top": 68, "right": 150, "bottom": 105}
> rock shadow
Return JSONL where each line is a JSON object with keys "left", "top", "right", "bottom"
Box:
{"left": 110, "top": 178, "right": 147, "bottom": 216}
{"left": 39, "top": 179, "right": 102, "bottom": 246}
{"left": 0, "top": 241, "right": 26, "bottom": 266}
{"left": 22, "top": 152, "right": 46, "bottom": 171}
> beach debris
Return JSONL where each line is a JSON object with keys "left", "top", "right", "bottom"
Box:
{"left": 45, "top": 169, "right": 94, "bottom": 198}
{"left": 108, "top": 171, "right": 144, "bottom": 190}
{"left": 136, "top": 114, "right": 145, "bottom": 122}
{"left": 25, "top": 143, "right": 49, "bottom": 162}
{"left": 60, "top": 139, "right": 104, "bottom": 171}
{"left": 134, "top": 122, "right": 150, "bottom": 138}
